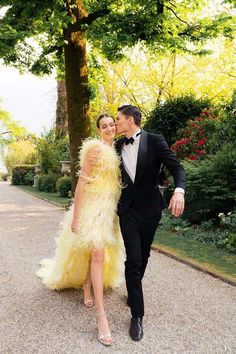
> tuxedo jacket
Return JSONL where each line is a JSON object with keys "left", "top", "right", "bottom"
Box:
{"left": 115, "top": 129, "right": 186, "bottom": 217}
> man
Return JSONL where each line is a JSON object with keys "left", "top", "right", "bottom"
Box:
{"left": 115, "top": 105, "right": 185, "bottom": 341}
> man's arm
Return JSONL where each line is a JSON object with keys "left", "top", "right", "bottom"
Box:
{"left": 156, "top": 134, "right": 185, "bottom": 217}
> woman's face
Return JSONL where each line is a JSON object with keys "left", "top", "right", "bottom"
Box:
{"left": 98, "top": 117, "right": 116, "bottom": 140}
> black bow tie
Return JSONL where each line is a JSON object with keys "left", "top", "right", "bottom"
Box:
{"left": 124, "top": 131, "right": 141, "bottom": 145}
{"left": 124, "top": 136, "right": 134, "bottom": 145}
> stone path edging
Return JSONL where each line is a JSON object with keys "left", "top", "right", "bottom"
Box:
{"left": 152, "top": 246, "right": 236, "bottom": 287}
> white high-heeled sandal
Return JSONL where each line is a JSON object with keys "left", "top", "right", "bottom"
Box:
{"left": 97, "top": 313, "right": 112, "bottom": 346}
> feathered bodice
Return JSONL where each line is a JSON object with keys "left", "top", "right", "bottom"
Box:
{"left": 78, "top": 138, "right": 121, "bottom": 198}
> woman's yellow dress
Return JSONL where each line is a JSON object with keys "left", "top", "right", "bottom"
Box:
{"left": 36, "top": 138, "right": 124, "bottom": 290}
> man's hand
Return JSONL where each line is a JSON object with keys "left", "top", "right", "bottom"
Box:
{"left": 168, "top": 192, "right": 185, "bottom": 217}
{"left": 71, "top": 218, "right": 79, "bottom": 234}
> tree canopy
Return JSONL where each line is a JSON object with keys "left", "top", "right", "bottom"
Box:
{"left": 0, "top": 0, "right": 235, "bottom": 189}
{"left": 0, "top": 0, "right": 235, "bottom": 74}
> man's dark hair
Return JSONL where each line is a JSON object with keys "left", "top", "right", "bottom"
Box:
{"left": 96, "top": 113, "right": 114, "bottom": 128}
{"left": 118, "top": 105, "right": 142, "bottom": 126}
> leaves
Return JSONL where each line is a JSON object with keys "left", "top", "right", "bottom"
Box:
{"left": 0, "top": 0, "right": 235, "bottom": 74}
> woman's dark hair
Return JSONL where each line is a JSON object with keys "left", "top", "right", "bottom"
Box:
{"left": 96, "top": 113, "right": 115, "bottom": 128}
{"left": 118, "top": 105, "right": 142, "bottom": 126}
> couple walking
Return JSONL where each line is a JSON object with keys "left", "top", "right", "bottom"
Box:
{"left": 36, "top": 105, "right": 185, "bottom": 346}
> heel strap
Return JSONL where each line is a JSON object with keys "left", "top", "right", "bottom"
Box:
{"left": 97, "top": 312, "right": 106, "bottom": 318}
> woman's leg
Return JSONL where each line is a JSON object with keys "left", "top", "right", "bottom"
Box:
{"left": 83, "top": 259, "right": 93, "bottom": 307}
{"left": 90, "top": 248, "right": 112, "bottom": 345}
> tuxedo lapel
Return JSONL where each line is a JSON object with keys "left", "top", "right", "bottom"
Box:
{"left": 134, "top": 129, "right": 147, "bottom": 185}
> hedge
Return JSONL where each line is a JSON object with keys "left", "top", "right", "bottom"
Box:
{"left": 12, "top": 165, "right": 35, "bottom": 185}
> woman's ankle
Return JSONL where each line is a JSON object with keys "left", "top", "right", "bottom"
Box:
{"left": 97, "top": 312, "right": 106, "bottom": 317}
{"left": 83, "top": 283, "right": 92, "bottom": 288}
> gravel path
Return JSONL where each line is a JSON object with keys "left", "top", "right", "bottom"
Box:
{"left": 0, "top": 182, "right": 235, "bottom": 354}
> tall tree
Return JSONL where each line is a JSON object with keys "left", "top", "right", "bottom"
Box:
{"left": 0, "top": 0, "right": 235, "bottom": 188}
{"left": 56, "top": 79, "right": 68, "bottom": 137}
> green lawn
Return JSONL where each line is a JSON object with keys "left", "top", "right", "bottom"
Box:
{"left": 17, "top": 185, "right": 70, "bottom": 208}
{"left": 153, "top": 230, "right": 236, "bottom": 284}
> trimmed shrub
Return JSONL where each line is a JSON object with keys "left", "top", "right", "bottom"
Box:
{"left": 0, "top": 173, "right": 9, "bottom": 181}
{"left": 12, "top": 165, "right": 36, "bottom": 185}
{"left": 24, "top": 171, "right": 35, "bottom": 186}
{"left": 37, "top": 174, "right": 60, "bottom": 193}
{"left": 144, "top": 94, "right": 211, "bottom": 145}
{"left": 56, "top": 176, "right": 72, "bottom": 197}
{"left": 164, "top": 142, "right": 236, "bottom": 224}
{"left": 185, "top": 144, "right": 235, "bottom": 223}
{"left": 4, "top": 140, "right": 37, "bottom": 175}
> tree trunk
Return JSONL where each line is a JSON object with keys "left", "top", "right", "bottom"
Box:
{"left": 56, "top": 80, "right": 68, "bottom": 137}
{"left": 169, "top": 52, "right": 176, "bottom": 97}
{"left": 64, "top": 29, "right": 90, "bottom": 193}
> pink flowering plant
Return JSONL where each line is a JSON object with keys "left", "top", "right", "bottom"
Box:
{"left": 171, "top": 110, "right": 217, "bottom": 160}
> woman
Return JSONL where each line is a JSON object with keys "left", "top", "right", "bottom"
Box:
{"left": 36, "top": 114, "right": 124, "bottom": 346}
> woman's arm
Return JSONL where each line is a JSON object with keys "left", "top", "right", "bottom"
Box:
{"left": 71, "top": 146, "right": 100, "bottom": 233}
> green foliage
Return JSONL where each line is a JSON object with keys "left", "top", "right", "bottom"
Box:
{"left": 0, "top": 103, "right": 29, "bottom": 166}
{"left": 181, "top": 227, "right": 236, "bottom": 255}
{"left": 12, "top": 165, "right": 35, "bottom": 185}
{"left": 37, "top": 173, "right": 60, "bottom": 193}
{"left": 159, "top": 212, "right": 236, "bottom": 254}
{"left": 0, "top": 172, "right": 9, "bottom": 181}
{"left": 218, "top": 211, "right": 236, "bottom": 254}
{"left": 89, "top": 2, "right": 235, "bottom": 61}
{"left": 144, "top": 94, "right": 211, "bottom": 145}
{"left": 159, "top": 212, "right": 190, "bottom": 232}
{"left": 208, "top": 112, "right": 236, "bottom": 155}
{"left": 0, "top": 103, "right": 26, "bottom": 140}
{"left": 182, "top": 144, "right": 236, "bottom": 223}
{"left": 56, "top": 134, "right": 70, "bottom": 161}
{"left": 4, "top": 139, "right": 37, "bottom": 174}
{"left": 0, "top": 1, "right": 235, "bottom": 74}
{"left": 219, "top": 210, "right": 236, "bottom": 233}
{"left": 56, "top": 176, "right": 72, "bottom": 197}
{"left": 37, "top": 129, "right": 70, "bottom": 174}
{"left": 24, "top": 170, "right": 35, "bottom": 186}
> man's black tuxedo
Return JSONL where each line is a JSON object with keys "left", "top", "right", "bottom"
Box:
{"left": 115, "top": 129, "right": 185, "bottom": 216}
{"left": 115, "top": 129, "right": 186, "bottom": 319}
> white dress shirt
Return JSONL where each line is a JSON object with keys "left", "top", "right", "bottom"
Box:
{"left": 122, "top": 129, "right": 141, "bottom": 183}
{"left": 121, "top": 129, "right": 185, "bottom": 194}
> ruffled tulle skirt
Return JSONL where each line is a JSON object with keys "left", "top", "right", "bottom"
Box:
{"left": 36, "top": 206, "right": 124, "bottom": 290}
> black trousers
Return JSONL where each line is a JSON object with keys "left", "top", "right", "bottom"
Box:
{"left": 119, "top": 203, "right": 161, "bottom": 318}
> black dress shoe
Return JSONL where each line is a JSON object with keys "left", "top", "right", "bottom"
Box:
{"left": 129, "top": 317, "right": 143, "bottom": 341}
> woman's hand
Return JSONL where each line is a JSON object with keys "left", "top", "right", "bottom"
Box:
{"left": 71, "top": 218, "right": 79, "bottom": 234}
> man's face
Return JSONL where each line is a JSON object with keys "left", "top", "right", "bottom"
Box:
{"left": 116, "top": 111, "right": 130, "bottom": 134}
